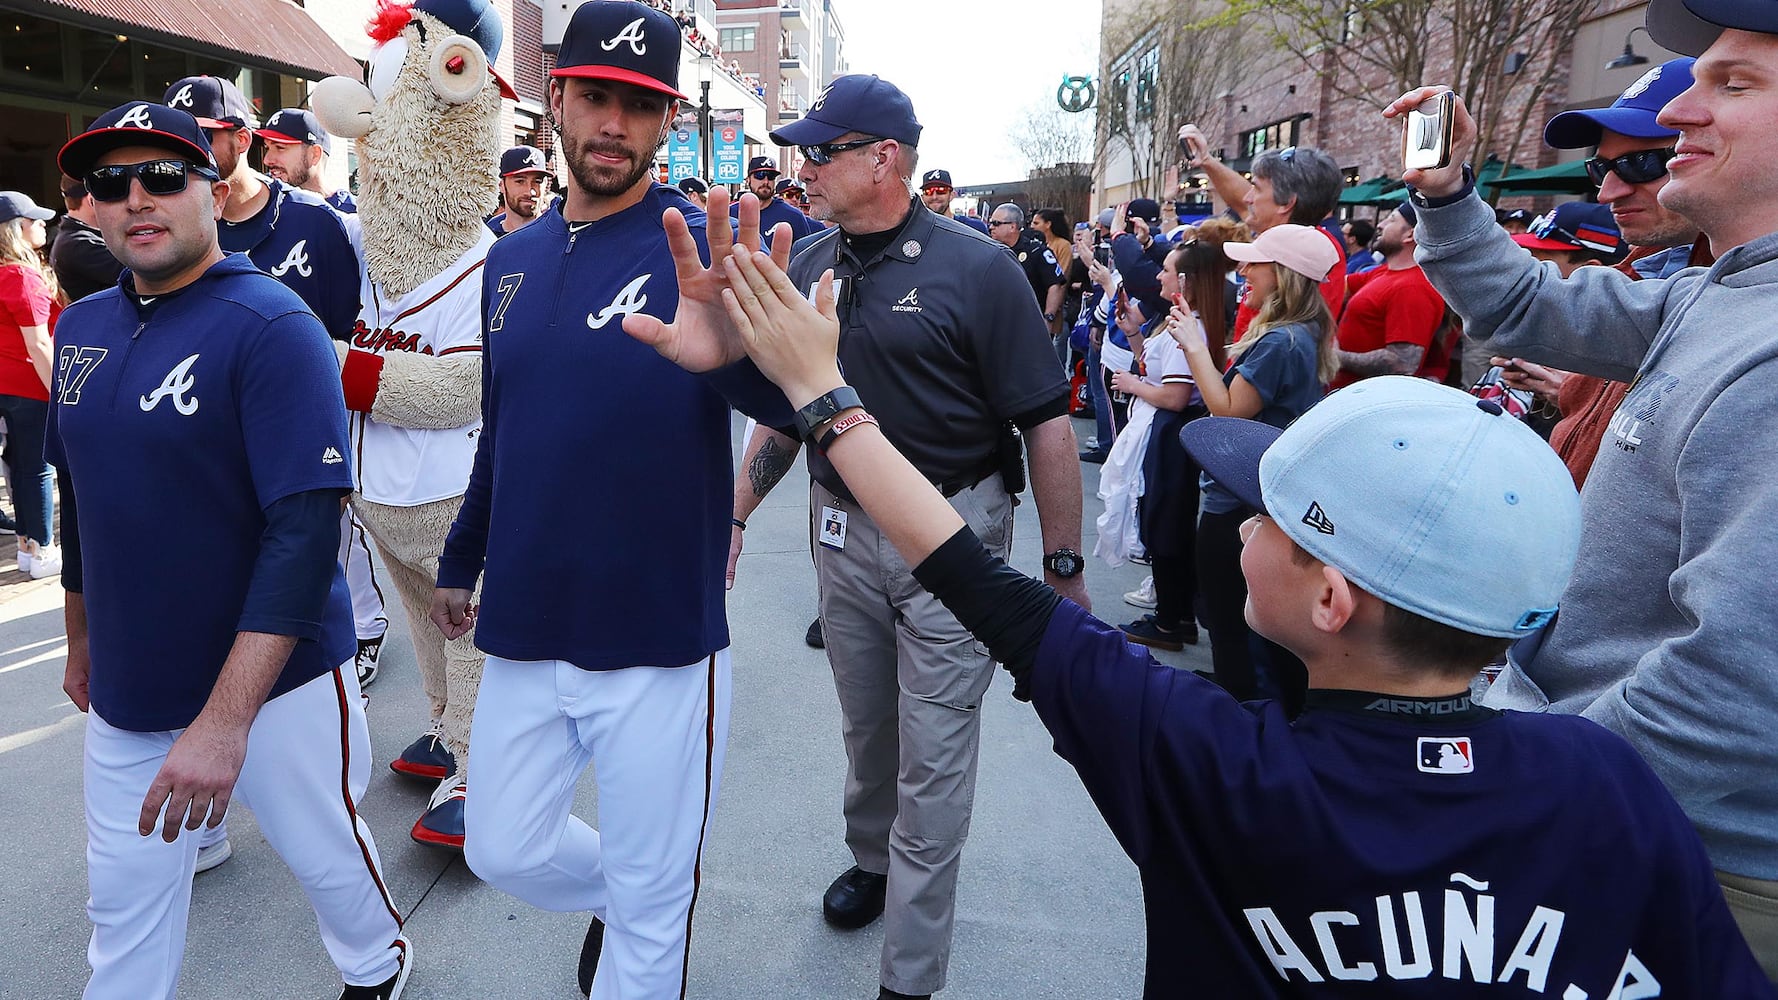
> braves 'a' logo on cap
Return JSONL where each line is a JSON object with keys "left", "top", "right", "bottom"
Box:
{"left": 600, "top": 17, "right": 648, "bottom": 56}
{"left": 116, "top": 105, "right": 157, "bottom": 130}
{"left": 167, "top": 84, "right": 195, "bottom": 109}
{"left": 811, "top": 83, "right": 835, "bottom": 112}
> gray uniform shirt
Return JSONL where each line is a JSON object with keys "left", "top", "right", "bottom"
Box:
{"left": 1415, "top": 191, "right": 1778, "bottom": 879}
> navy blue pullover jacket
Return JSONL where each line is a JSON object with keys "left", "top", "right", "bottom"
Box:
{"left": 219, "top": 178, "right": 359, "bottom": 340}
{"left": 438, "top": 185, "right": 790, "bottom": 670}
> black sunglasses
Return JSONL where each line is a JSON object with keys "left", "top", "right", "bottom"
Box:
{"left": 1584, "top": 147, "right": 1675, "bottom": 187}
{"left": 86, "top": 159, "right": 221, "bottom": 202}
{"left": 750, "top": 170, "right": 778, "bottom": 180}
{"left": 798, "top": 137, "right": 883, "bottom": 166}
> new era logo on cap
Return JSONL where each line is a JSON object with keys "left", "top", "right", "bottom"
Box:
{"left": 1417, "top": 737, "right": 1474, "bottom": 774}
{"left": 552, "top": 1, "right": 688, "bottom": 100}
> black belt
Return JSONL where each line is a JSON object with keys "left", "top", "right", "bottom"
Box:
{"left": 937, "top": 463, "right": 1000, "bottom": 499}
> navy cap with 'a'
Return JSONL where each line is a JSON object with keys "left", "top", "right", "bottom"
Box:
{"left": 59, "top": 101, "right": 219, "bottom": 180}
{"left": 259, "top": 108, "right": 332, "bottom": 154}
{"left": 164, "top": 76, "right": 254, "bottom": 130}
{"left": 1647, "top": 0, "right": 1778, "bottom": 57}
{"left": 501, "top": 145, "right": 549, "bottom": 176}
{"left": 769, "top": 74, "right": 922, "bottom": 147}
{"left": 921, "top": 169, "right": 953, "bottom": 190}
{"left": 1544, "top": 58, "right": 1694, "bottom": 149}
{"left": 552, "top": 1, "right": 688, "bottom": 100}
{"left": 775, "top": 177, "right": 803, "bottom": 194}
{"left": 748, "top": 155, "right": 780, "bottom": 176}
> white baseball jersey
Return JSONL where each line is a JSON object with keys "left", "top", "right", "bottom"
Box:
{"left": 346, "top": 223, "right": 491, "bottom": 506}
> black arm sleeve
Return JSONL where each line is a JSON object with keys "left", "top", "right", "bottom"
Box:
{"left": 59, "top": 476, "right": 81, "bottom": 594}
{"left": 236, "top": 488, "right": 348, "bottom": 640}
{"left": 910, "top": 526, "right": 1063, "bottom": 700}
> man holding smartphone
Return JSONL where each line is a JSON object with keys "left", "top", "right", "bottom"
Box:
{"left": 1386, "top": 0, "right": 1778, "bottom": 978}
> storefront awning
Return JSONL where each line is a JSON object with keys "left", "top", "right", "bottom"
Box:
{"left": 22, "top": 0, "right": 360, "bottom": 81}
{"left": 1482, "top": 159, "right": 1593, "bottom": 195}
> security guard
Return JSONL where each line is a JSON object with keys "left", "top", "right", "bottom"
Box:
{"left": 918, "top": 168, "right": 988, "bottom": 234}
{"left": 987, "top": 201, "right": 1065, "bottom": 325}
{"left": 746, "top": 73, "right": 1090, "bottom": 1000}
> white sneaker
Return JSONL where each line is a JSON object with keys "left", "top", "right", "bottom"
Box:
{"left": 1123, "top": 575, "right": 1157, "bottom": 609}
{"left": 194, "top": 838, "right": 233, "bottom": 874}
{"left": 16, "top": 547, "right": 28, "bottom": 573}
{"left": 26, "top": 544, "right": 61, "bottom": 579}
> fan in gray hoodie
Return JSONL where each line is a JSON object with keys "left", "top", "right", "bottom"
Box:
{"left": 1385, "top": 0, "right": 1778, "bottom": 980}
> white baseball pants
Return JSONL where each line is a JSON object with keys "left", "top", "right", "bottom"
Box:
{"left": 338, "top": 507, "right": 390, "bottom": 642}
{"left": 464, "top": 651, "right": 731, "bottom": 1000}
{"left": 82, "top": 666, "right": 404, "bottom": 999}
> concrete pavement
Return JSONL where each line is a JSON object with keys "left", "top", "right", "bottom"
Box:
{"left": 0, "top": 413, "right": 1207, "bottom": 998}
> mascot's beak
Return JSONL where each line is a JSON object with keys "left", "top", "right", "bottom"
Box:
{"left": 311, "top": 75, "right": 378, "bottom": 140}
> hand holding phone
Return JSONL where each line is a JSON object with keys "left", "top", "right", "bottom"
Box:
{"left": 1178, "top": 124, "right": 1210, "bottom": 166}
{"left": 1403, "top": 91, "right": 1456, "bottom": 171}
{"left": 1384, "top": 86, "right": 1478, "bottom": 197}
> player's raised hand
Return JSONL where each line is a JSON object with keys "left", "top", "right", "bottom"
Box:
{"left": 718, "top": 248, "right": 842, "bottom": 406}
{"left": 623, "top": 186, "right": 794, "bottom": 372}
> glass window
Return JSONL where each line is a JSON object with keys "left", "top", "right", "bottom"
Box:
{"left": 720, "top": 26, "right": 756, "bottom": 52}
{"left": 79, "top": 31, "right": 135, "bottom": 102}
{"left": 139, "top": 42, "right": 190, "bottom": 100}
{"left": 0, "top": 12, "right": 66, "bottom": 81}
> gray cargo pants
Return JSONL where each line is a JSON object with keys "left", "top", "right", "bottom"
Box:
{"left": 811, "top": 475, "right": 1013, "bottom": 996}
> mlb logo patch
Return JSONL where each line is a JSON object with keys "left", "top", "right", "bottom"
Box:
{"left": 1417, "top": 736, "right": 1474, "bottom": 774}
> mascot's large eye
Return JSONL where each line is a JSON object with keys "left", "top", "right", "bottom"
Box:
{"left": 368, "top": 37, "right": 408, "bottom": 102}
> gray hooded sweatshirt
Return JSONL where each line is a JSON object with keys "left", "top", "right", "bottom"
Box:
{"left": 1415, "top": 191, "right": 1778, "bottom": 880}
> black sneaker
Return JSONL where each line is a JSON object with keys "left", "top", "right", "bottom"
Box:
{"left": 805, "top": 617, "right": 825, "bottom": 649}
{"left": 1121, "top": 615, "right": 1198, "bottom": 651}
{"left": 0, "top": 509, "right": 15, "bottom": 535}
{"left": 339, "top": 936, "right": 411, "bottom": 999}
{"left": 356, "top": 636, "right": 384, "bottom": 689}
{"left": 577, "top": 915, "right": 605, "bottom": 997}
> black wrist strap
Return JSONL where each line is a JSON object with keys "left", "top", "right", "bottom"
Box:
{"left": 793, "top": 386, "right": 864, "bottom": 443}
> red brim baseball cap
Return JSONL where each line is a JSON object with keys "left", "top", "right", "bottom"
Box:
{"left": 550, "top": 64, "right": 687, "bottom": 101}
{"left": 1512, "top": 232, "right": 1581, "bottom": 253}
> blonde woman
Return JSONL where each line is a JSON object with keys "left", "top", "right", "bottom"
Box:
{"left": 1169, "top": 224, "right": 1338, "bottom": 711}
{"left": 0, "top": 192, "right": 62, "bottom": 577}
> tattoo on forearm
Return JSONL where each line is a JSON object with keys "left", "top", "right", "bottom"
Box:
{"left": 748, "top": 437, "right": 797, "bottom": 498}
{"left": 1340, "top": 342, "right": 1426, "bottom": 377}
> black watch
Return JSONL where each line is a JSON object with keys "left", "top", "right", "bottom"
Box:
{"left": 793, "top": 386, "right": 863, "bottom": 443}
{"left": 1043, "top": 548, "right": 1084, "bottom": 578}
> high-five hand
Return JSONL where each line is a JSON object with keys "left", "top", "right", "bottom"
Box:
{"left": 717, "top": 248, "right": 843, "bottom": 407}
{"left": 622, "top": 186, "right": 794, "bottom": 372}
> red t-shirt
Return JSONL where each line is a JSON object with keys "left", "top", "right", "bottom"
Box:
{"left": 0, "top": 263, "right": 55, "bottom": 401}
{"left": 1328, "top": 263, "right": 1449, "bottom": 390}
{"left": 1232, "top": 226, "right": 1348, "bottom": 342}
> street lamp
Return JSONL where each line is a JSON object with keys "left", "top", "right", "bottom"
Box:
{"left": 1607, "top": 26, "right": 1651, "bottom": 70}
{"left": 697, "top": 49, "right": 715, "bottom": 185}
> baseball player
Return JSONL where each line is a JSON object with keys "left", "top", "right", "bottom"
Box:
{"left": 258, "top": 107, "right": 357, "bottom": 214}
{"left": 487, "top": 145, "right": 551, "bottom": 236}
{"left": 430, "top": 3, "right": 790, "bottom": 996}
{"left": 163, "top": 78, "right": 388, "bottom": 872}
{"left": 51, "top": 102, "right": 409, "bottom": 1000}
{"left": 705, "top": 252, "right": 1775, "bottom": 996}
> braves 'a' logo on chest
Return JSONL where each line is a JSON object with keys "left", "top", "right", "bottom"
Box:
{"left": 270, "top": 239, "right": 313, "bottom": 278}
{"left": 350, "top": 320, "right": 435, "bottom": 355}
{"left": 588, "top": 274, "right": 651, "bottom": 330}
{"left": 140, "top": 353, "right": 201, "bottom": 415}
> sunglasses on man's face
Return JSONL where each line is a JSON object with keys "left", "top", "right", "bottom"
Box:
{"left": 751, "top": 170, "right": 778, "bottom": 180}
{"left": 798, "top": 137, "right": 883, "bottom": 166}
{"left": 1584, "top": 147, "right": 1675, "bottom": 187}
{"left": 85, "top": 159, "right": 221, "bottom": 202}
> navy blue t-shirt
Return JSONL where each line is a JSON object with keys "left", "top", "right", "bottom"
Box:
{"left": 1203, "top": 320, "right": 1326, "bottom": 513}
{"left": 1030, "top": 600, "right": 1773, "bottom": 998}
{"left": 438, "top": 185, "right": 789, "bottom": 670}
{"left": 49, "top": 255, "right": 357, "bottom": 732}
{"left": 327, "top": 189, "right": 357, "bottom": 214}
{"left": 219, "top": 179, "right": 359, "bottom": 340}
{"left": 731, "top": 195, "right": 821, "bottom": 242}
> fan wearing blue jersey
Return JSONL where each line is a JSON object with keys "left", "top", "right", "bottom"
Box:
{"left": 50, "top": 103, "right": 409, "bottom": 1000}
{"left": 692, "top": 243, "right": 1776, "bottom": 999}
{"left": 429, "top": 3, "right": 791, "bottom": 997}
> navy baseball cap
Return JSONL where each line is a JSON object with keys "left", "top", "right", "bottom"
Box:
{"left": 1126, "top": 198, "right": 1163, "bottom": 228}
{"left": 406, "top": 0, "right": 518, "bottom": 99}
{"left": 676, "top": 176, "right": 708, "bottom": 195}
{"left": 775, "top": 177, "right": 803, "bottom": 194}
{"left": 1182, "top": 376, "right": 1580, "bottom": 638}
{"left": 1513, "top": 202, "right": 1626, "bottom": 259}
{"left": 1647, "top": 0, "right": 1776, "bottom": 57}
{"left": 748, "top": 155, "right": 780, "bottom": 176}
{"left": 501, "top": 145, "right": 549, "bottom": 176}
{"left": 59, "top": 102, "right": 218, "bottom": 179}
{"left": 259, "top": 108, "right": 332, "bottom": 154}
{"left": 163, "top": 76, "right": 254, "bottom": 130}
{"left": 552, "top": 1, "right": 687, "bottom": 101}
{"left": 0, "top": 192, "right": 55, "bottom": 224}
{"left": 1497, "top": 207, "right": 1531, "bottom": 225}
{"left": 1544, "top": 58, "right": 1693, "bottom": 149}
{"left": 769, "top": 74, "right": 922, "bottom": 147}
{"left": 921, "top": 169, "right": 954, "bottom": 190}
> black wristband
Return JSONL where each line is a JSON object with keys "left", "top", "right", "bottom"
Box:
{"left": 731, "top": 517, "right": 746, "bottom": 531}
{"left": 793, "top": 386, "right": 864, "bottom": 443}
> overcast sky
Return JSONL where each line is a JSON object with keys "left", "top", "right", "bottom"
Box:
{"left": 837, "top": 0, "right": 1102, "bottom": 186}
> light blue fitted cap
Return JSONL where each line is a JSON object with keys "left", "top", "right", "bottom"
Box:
{"left": 1182, "top": 376, "right": 1580, "bottom": 638}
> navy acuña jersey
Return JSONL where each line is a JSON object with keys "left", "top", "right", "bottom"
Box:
{"left": 48, "top": 255, "right": 357, "bottom": 733}
{"left": 437, "top": 184, "right": 788, "bottom": 671}
{"left": 1029, "top": 600, "right": 1774, "bottom": 998}
{"left": 219, "top": 178, "right": 360, "bottom": 340}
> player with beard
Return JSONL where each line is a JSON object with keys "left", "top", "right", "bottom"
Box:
{"left": 430, "top": 2, "right": 792, "bottom": 997}
{"left": 259, "top": 108, "right": 356, "bottom": 213}
{"left": 486, "top": 145, "right": 551, "bottom": 236}
{"left": 732, "top": 154, "right": 819, "bottom": 240}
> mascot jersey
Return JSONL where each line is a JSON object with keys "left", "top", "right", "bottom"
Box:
{"left": 218, "top": 178, "right": 359, "bottom": 339}
{"left": 342, "top": 216, "right": 490, "bottom": 505}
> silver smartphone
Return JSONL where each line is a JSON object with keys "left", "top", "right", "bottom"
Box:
{"left": 1403, "top": 92, "right": 1456, "bottom": 171}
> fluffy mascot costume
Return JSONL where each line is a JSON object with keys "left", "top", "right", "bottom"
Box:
{"left": 312, "top": 0, "right": 512, "bottom": 848}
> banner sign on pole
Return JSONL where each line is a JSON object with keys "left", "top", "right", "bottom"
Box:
{"left": 712, "top": 109, "right": 746, "bottom": 185}
{"left": 667, "top": 111, "right": 699, "bottom": 183}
